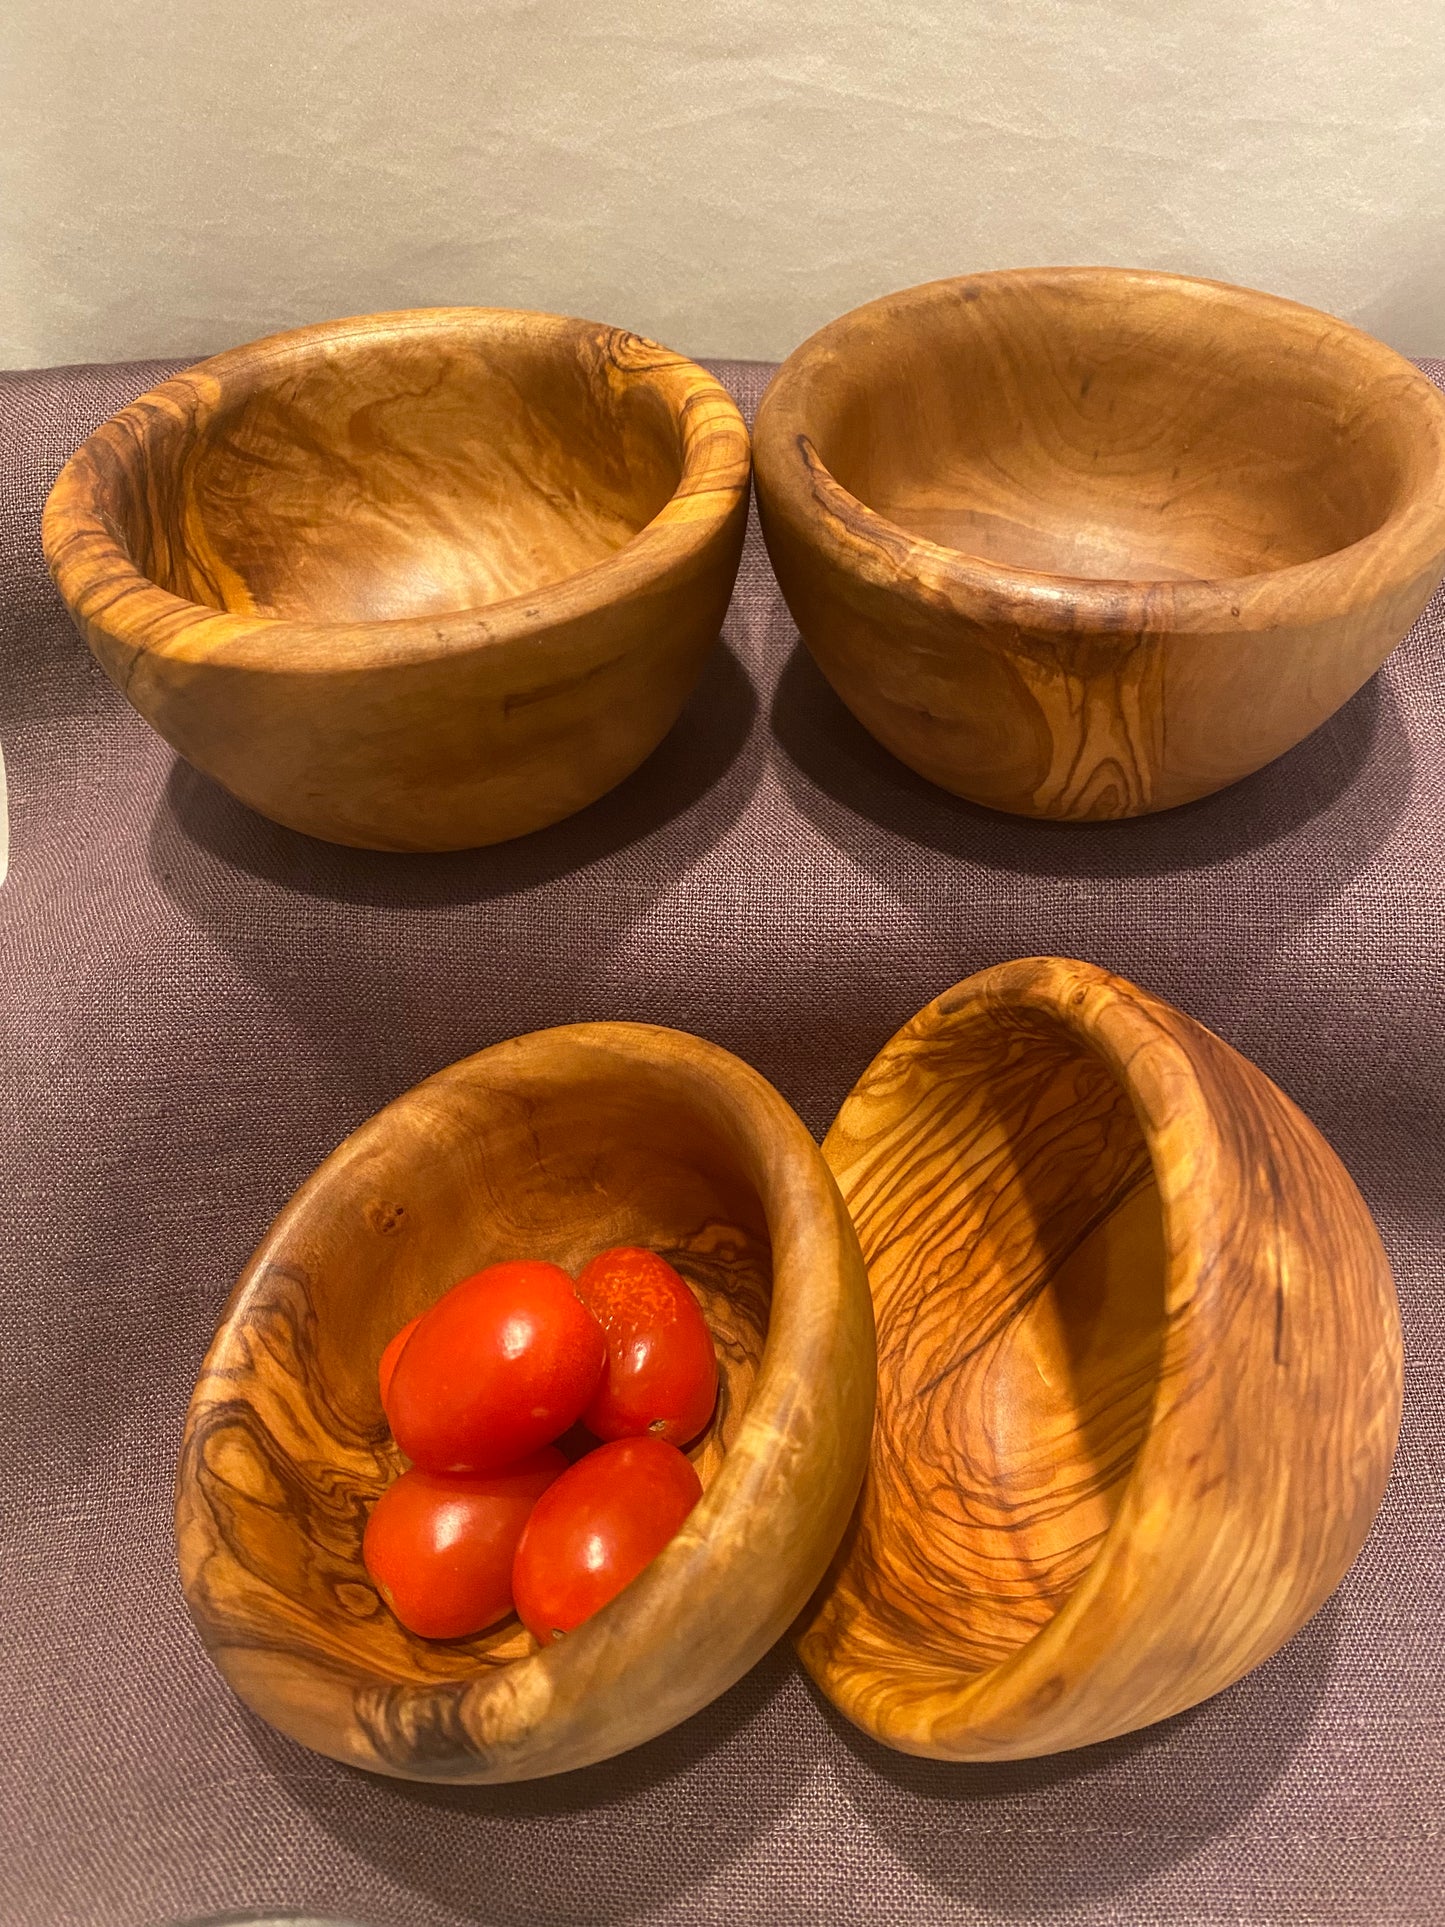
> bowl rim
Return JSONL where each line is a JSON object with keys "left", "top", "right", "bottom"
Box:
{"left": 42, "top": 306, "right": 752, "bottom": 676}
{"left": 175, "top": 1020, "right": 875, "bottom": 1782}
{"left": 753, "top": 266, "right": 1445, "bottom": 635}
{"left": 807, "top": 955, "right": 1399, "bottom": 1754}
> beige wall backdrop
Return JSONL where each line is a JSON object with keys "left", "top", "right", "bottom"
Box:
{"left": 2, "top": 0, "right": 1441, "bottom": 369}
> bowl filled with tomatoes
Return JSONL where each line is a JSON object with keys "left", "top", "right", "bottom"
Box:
{"left": 175, "top": 1023, "right": 875, "bottom": 1782}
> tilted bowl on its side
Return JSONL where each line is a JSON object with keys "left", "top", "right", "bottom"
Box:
{"left": 44, "top": 309, "right": 751, "bottom": 850}
{"left": 798, "top": 958, "right": 1402, "bottom": 1759}
{"left": 175, "top": 1023, "right": 874, "bottom": 1782}
{"left": 754, "top": 269, "right": 1445, "bottom": 819}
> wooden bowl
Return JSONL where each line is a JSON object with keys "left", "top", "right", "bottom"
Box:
{"left": 43, "top": 309, "right": 750, "bottom": 851}
{"left": 797, "top": 958, "right": 1402, "bottom": 1759}
{"left": 175, "top": 1023, "right": 874, "bottom": 1782}
{"left": 753, "top": 269, "right": 1445, "bottom": 819}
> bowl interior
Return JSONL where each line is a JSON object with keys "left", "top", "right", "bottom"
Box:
{"left": 838, "top": 1006, "right": 1167, "bottom": 1676}
{"left": 808, "top": 275, "right": 1420, "bottom": 582}
{"left": 120, "top": 321, "right": 685, "bottom": 622}
{"left": 187, "top": 1049, "right": 772, "bottom": 1689}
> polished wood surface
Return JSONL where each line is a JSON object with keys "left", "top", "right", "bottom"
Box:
{"left": 43, "top": 309, "right": 750, "bottom": 850}
{"left": 175, "top": 1023, "right": 875, "bottom": 1781}
{"left": 754, "top": 269, "right": 1445, "bottom": 818}
{"left": 798, "top": 958, "right": 1402, "bottom": 1759}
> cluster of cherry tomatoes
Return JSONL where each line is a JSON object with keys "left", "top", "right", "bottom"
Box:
{"left": 364, "top": 1245, "right": 718, "bottom": 1643}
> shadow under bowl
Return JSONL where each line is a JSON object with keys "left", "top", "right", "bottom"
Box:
{"left": 176, "top": 1023, "right": 874, "bottom": 1782}
{"left": 753, "top": 267, "right": 1445, "bottom": 818}
{"left": 44, "top": 308, "right": 751, "bottom": 850}
{"left": 797, "top": 957, "right": 1402, "bottom": 1759}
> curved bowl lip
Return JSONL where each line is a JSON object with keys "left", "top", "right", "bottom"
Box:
{"left": 43, "top": 306, "right": 752, "bottom": 675}
{"left": 754, "top": 266, "right": 1445, "bottom": 635}
{"left": 176, "top": 1019, "right": 871, "bottom": 1780}
{"left": 815, "top": 956, "right": 1257, "bottom": 1729}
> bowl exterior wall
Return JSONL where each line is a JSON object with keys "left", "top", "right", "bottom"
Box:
{"left": 756, "top": 482, "right": 1442, "bottom": 820}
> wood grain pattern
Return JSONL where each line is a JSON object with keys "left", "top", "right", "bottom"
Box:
{"left": 798, "top": 958, "right": 1402, "bottom": 1759}
{"left": 753, "top": 268, "right": 1445, "bottom": 819}
{"left": 43, "top": 308, "right": 750, "bottom": 850}
{"left": 175, "top": 1023, "right": 875, "bottom": 1782}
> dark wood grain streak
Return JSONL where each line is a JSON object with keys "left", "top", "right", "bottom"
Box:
{"left": 753, "top": 268, "right": 1445, "bottom": 819}
{"left": 175, "top": 1023, "right": 875, "bottom": 1782}
{"left": 797, "top": 958, "right": 1402, "bottom": 1759}
{"left": 43, "top": 309, "right": 751, "bottom": 850}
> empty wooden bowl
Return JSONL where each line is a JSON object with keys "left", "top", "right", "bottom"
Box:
{"left": 797, "top": 958, "right": 1402, "bottom": 1759}
{"left": 43, "top": 308, "right": 750, "bottom": 850}
{"left": 175, "top": 1023, "right": 874, "bottom": 1781}
{"left": 754, "top": 269, "right": 1445, "bottom": 818}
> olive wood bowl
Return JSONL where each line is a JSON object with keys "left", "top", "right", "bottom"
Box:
{"left": 797, "top": 958, "right": 1402, "bottom": 1759}
{"left": 43, "top": 308, "right": 750, "bottom": 850}
{"left": 175, "top": 1023, "right": 874, "bottom": 1781}
{"left": 753, "top": 268, "right": 1445, "bottom": 819}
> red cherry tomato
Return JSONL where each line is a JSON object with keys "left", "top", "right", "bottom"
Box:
{"left": 362, "top": 1448, "right": 564, "bottom": 1639}
{"left": 388, "top": 1260, "right": 606, "bottom": 1474}
{"left": 575, "top": 1246, "right": 718, "bottom": 1447}
{"left": 377, "top": 1314, "right": 421, "bottom": 1410}
{"left": 512, "top": 1434, "right": 703, "bottom": 1642}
